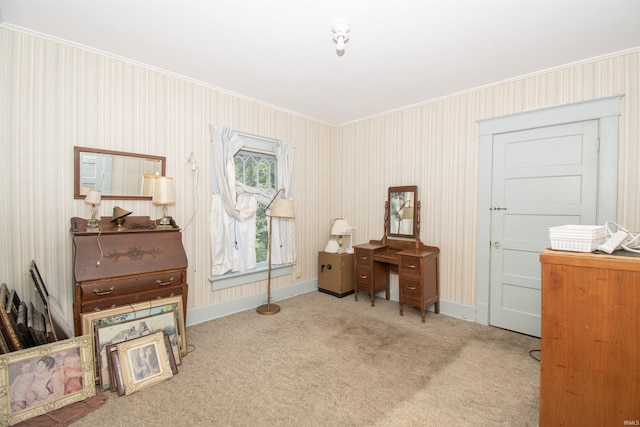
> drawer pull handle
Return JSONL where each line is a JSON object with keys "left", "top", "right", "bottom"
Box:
{"left": 406, "top": 264, "right": 417, "bottom": 269}
{"left": 93, "top": 286, "right": 115, "bottom": 296}
{"left": 156, "top": 277, "right": 175, "bottom": 286}
{"left": 407, "top": 286, "right": 416, "bottom": 290}
{"left": 360, "top": 256, "right": 368, "bottom": 260}
{"left": 359, "top": 274, "right": 368, "bottom": 279}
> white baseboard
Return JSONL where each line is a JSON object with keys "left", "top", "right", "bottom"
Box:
{"left": 186, "top": 280, "right": 478, "bottom": 326}
{"left": 186, "top": 279, "right": 317, "bottom": 326}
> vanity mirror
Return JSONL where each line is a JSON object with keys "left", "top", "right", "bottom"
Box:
{"left": 386, "top": 185, "right": 419, "bottom": 239}
{"left": 74, "top": 147, "right": 165, "bottom": 200}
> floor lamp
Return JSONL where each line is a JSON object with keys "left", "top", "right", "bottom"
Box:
{"left": 257, "top": 188, "right": 295, "bottom": 315}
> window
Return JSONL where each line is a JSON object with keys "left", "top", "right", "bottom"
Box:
{"left": 234, "top": 149, "right": 276, "bottom": 263}
{"left": 209, "top": 125, "right": 295, "bottom": 287}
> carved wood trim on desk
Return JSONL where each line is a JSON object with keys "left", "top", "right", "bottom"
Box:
{"left": 70, "top": 216, "right": 188, "bottom": 335}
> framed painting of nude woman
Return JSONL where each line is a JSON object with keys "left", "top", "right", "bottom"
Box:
{"left": 0, "top": 335, "right": 95, "bottom": 426}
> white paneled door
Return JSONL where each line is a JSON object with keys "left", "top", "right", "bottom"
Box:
{"left": 489, "top": 120, "right": 599, "bottom": 337}
{"left": 79, "top": 152, "right": 111, "bottom": 194}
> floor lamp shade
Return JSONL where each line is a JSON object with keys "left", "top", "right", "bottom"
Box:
{"left": 270, "top": 198, "right": 295, "bottom": 219}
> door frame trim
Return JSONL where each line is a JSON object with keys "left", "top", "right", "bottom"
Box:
{"left": 475, "top": 95, "right": 623, "bottom": 326}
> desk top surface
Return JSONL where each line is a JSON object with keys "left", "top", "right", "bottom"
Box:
{"left": 354, "top": 240, "right": 439, "bottom": 262}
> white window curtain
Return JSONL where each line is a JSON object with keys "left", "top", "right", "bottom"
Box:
{"left": 210, "top": 125, "right": 296, "bottom": 276}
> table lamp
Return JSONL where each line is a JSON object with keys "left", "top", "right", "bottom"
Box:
{"left": 153, "top": 176, "right": 175, "bottom": 229}
{"left": 84, "top": 189, "right": 102, "bottom": 231}
{"left": 325, "top": 218, "right": 351, "bottom": 254}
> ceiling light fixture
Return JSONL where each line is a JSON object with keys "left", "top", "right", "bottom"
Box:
{"left": 331, "top": 20, "right": 350, "bottom": 54}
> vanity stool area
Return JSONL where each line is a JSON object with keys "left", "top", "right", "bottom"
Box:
{"left": 353, "top": 185, "right": 440, "bottom": 322}
{"left": 70, "top": 216, "right": 188, "bottom": 335}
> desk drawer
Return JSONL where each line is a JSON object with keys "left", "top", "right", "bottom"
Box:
{"left": 79, "top": 270, "right": 184, "bottom": 303}
{"left": 400, "top": 277, "right": 423, "bottom": 305}
{"left": 80, "top": 287, "right": 184, "bottom": 312}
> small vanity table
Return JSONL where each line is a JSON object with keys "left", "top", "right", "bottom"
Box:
{"left": 353, "top": 186, "right": 440, "bottom": 322}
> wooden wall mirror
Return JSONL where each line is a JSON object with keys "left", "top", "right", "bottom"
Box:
{"left": 74, "top": 146, "right": 166, "bottom": 200}
{"left": 386, "top": 185, "right": 419, "bottom": 239}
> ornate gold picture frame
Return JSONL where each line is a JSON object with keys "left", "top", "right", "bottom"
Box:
{"left": 0, "top": 335, "right": 95, "bottom": 426}
{"left": 116, "top": 332, "right": 173, "bottom": 395}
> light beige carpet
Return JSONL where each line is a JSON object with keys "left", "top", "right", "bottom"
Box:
{"left": 71, "top": 291, "right": 541, "bottom": 426}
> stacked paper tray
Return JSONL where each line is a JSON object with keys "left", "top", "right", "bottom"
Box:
{"left": 549, "top": 225, "right": 606, "bottom": 252}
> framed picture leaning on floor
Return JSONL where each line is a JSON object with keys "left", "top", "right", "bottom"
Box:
{"left": 0, "top": 335, "right": 95, "bottom": 426}
{"left": 116, "top": 331, "right": 173, "bottom": 396}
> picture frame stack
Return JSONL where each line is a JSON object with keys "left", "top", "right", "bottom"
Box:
{"left": 0, "top": 261, "right": 76, "bottom": 354}
{"left": 0, "top": 260, "right": 184, "bottom": 424}
{"left": 0, "top": 261, "right": 99, "bottom": 425}
{"left": 80, "top": 295, "right": 185, "bottom": 395}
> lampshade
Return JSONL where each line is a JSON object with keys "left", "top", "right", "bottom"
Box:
{"left": 141, "top": 174, "right": 160, "bottom": 197}
{"left": 153, "top": 177, "right": 175, "bottom": 205}
{"left": 331, "top": 219, "right": 350, "bottom": 236}
{"left": 84, "top": 189, "right": 101, "bottom": 205}
{"left": 400, "top": 206, "right": 414, "bottom": 220}
{"left": 324, "top": 239, "right": 340, "bottom": 253}
{"left": 111, "top": 206, "right": 132, "bottom": 222}
{"left": 270, "top": 198, "right": 295, "bottom": 219}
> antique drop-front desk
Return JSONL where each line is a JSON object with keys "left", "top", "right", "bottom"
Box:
{"left": 70, "top": 216, "right": 188, "bottom": 335}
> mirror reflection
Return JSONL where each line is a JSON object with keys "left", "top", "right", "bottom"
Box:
{"left": 74, "top": 147, "right": 165, "bottom": 200}
{"left": 387, "top": 185, "right": 418, "bottom": 238}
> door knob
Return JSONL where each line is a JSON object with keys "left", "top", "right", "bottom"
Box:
{"left": 493, "top": 241, "right": 501, "bottom": 249}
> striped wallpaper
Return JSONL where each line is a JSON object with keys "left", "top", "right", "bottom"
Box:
{"left": 1, "top": 25, "right": 638, "bottom": 328}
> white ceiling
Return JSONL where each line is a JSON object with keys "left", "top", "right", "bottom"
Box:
{"left": 1, "top": 0, "right": 639, "bottom": 125}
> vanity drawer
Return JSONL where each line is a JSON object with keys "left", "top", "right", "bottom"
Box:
{"left": 400, "top": 256, "right": 422, "bottom": 277}
{"left": 79, "top": 270, "right": 184, "bottom": 303}
{"left": 355, "top": 250, "right": 374, "bottom": 268}
{"left": 355, "top": 267, "right": 373, "bottom": 287}
{"left": 400, "top": 277, "right": 422, "bottom": 305}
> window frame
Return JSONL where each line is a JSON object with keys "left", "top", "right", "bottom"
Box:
{"left": 209, "top": 132, "right": 293, "bottom": 290}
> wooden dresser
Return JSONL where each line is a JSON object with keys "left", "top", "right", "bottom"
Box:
{"left": 70, "top": 216, "right": 188, "bottom": 335}
{"left": 539, "top": 249, "right": 640, "bottom": 426}
{"left": 354, "top": 239, "right": 439, "bottom": 322}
